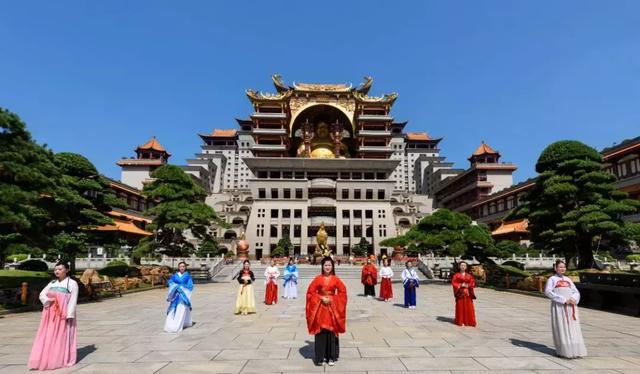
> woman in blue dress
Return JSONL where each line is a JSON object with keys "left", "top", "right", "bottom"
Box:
{"left": 164, "top": 261, "right": 194, "bottom": 332}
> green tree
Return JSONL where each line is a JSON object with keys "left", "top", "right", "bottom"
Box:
{"left": 196, "top": 236, "right": 221, "bottom": 257}
{"left": 0, "top": 108, "right": 60, "bottom": 268}
{"left": 46, "top": 152, "right": 125, "bottom": 271}
{"left": 275, "top": 236, "right": 292, "bottom": 258}
{"left": 351, "top": 237, "right": 371, "bottom": 257}
{"left": 494, "top": 240, "right": 525, "bottom": 258}
{"left": 380, "top": 209, "right": 496, "bottom": 260}
{"left": 509, "top": 140, "right": 640, "bottom": 268}
{"left": 142, "top": 165, "right": 220, "bottom": 257}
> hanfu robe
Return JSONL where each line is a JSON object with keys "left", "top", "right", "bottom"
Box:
{"left": 28, "top": 277, "right": 79, "bottom": 370}
{"left": 234, "top": 270, "right": 256, "bottom": 314}
{"left": 264, "top": 265, "right": 280, "bottom": 305}
{"left": 283, "top": 264, "right": 299, "bottom": 299}
{"left": 544, "top": 274, "right": 587, "bottom": 358}
{"left": 306, "top": 274, "right": 347, "bottom": 363}
{"left": 361, "top": 264, "right": 378, "bottom": 297}
{"left": 402, "top": 268, "right": 420, "bottom": 307}
{"left": 451, "top": 272, "right": 477, "bottom": 327}
{"left": 379, "top": 266, "right": 394, "bottom": 300}
{"left": 164, "top": 271, "right": 194, "bottom": 333}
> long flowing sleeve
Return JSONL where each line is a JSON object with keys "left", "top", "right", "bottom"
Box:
{"left": 305, "top": 276, "right": 323, "bottom": 334}
{"left": 331, "top": 277, "right": 347, "bottom": 334}
{"left": 39, "top": 281, "right": 53, "bottom": 306}
{"left": 569, "top": 278, "right": 580, "bottom": 304}
{"left": 544, "top": 276, "right": 566, "bottom": 304}
{"left": 66, "top": 279, "right": 79, "bottom": 319}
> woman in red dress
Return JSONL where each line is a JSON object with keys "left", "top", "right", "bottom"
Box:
{"left": 306, "top": 257, "right": 347, "bottom": 367}
{"left": 361, "top": 258, "right": 377, "bottom": 298}
{"left": 378, "top": 258, "right": 393, "bottom": 302}
{"left": 451, "top": 261, "right": 477, "bottom": 327}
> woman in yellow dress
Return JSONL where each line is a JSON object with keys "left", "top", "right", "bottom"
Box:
{"left": 234, "top": 260, "right": 256, "bottom": 315}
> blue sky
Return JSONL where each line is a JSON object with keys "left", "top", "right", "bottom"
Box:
{"left": 1, "top": 1, "right": 639, "bottom": 183}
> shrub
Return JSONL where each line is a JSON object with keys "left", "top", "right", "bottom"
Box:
{"left": 99, "top": 265, "right": 140, "bottom": 278}
{"left": 106, "top": 260, "right": 128, "bottom": 267}
{"left": 17, "top": 259, "right": 49, "bottom": 272}
{"left": 626, "top": 254, "right": 640, "bottom": 263}
{"left": 501, "top": 260, "right": 525, "bottom": 270}
{"left": 5, "top": 253, "right": 29, "bottom": 263}
{"left": 498, "top": 265, "right": 531, "bottom": 277}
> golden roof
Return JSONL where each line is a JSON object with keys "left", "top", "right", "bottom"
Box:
{"left": 472, "top": 141, "right": 499, "bottom": 156}
{"left": 407, "top": 132, "right": 431, "bottom": 141}
{"left": 492, "top": 219, "right": 529, "bottom": 236}
{"left": 107, "top": 210, "right": 152, "bottom": 223}
{"left": 292, "top": 81, "right": 353, "bottom": 92}
{"left": 96, "top": 218, "right": 152, "bottom": 236}
{"left": 137, "top": 137, "right": 170, "bottom": 155}
{"left": 209, "top": 129, "right": 238, "bottom": 137}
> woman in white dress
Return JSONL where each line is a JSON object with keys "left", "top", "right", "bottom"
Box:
{"left": 283, "top": 257, "right": 299, "bottom": 299}
{"left": 164, "top": 262, "right": 193, "bottom": 333}
{"left": 544, "top": 259, "right": 587, "bottom": 358}
{"left": 264, "top": 259, "right": 280, "bottom": 305}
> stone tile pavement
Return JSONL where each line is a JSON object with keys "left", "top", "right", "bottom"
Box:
{"left": 1, "top": 277, "right": 640, "bottom": 373}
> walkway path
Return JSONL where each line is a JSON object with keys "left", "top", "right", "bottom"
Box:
{"left": 1, "top": 277, "right": 640, "bottom": 373}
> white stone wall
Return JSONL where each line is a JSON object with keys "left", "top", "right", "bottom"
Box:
{"left": 121, "top": 166, "right": 152, "bottom": 190}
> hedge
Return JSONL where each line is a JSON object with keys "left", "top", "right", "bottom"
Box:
{"left": 17, "top": 259, "right": 49, "bottom": 272}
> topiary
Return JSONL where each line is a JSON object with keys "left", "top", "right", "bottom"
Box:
{"left": 17, "top": 259, "right": 49, "bottom": 272}
{"left": 535, "top": 140, "right": 602, "bottom": 173}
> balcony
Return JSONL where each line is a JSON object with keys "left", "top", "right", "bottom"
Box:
{"left": 358, "top": 130, "right": 392, "bottom": 137}
{"left": 252, "top": 127, "right": 287, "bottom": 136}
{"left": 310, "top": 197, "right": 336, "bottom": 207}
{"left": 250, "top": 112, "right": 287, "bottom": 120}
{"left": 357, "top": 114, "right": 393, "bottom": 122}
{"left": 359, "top": 145, "right": 392, "bottom": 153}
{"left": 310, "top": 178, "right": 336, "bottom": 189}
{"left": 310, "top": 216, "right": 336, "bottom": 226}
{"left": 251, "top": 144, "right": 287, "bottom": 152}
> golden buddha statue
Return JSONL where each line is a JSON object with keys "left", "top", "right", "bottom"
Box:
{"left": 296, "top": 121, "right": 348, "bottom": 159}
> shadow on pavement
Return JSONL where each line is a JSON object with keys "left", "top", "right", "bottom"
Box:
{"left": 436, "top": 316, "right": 455, "bottom": 324}
{"left": 77, "top": 344, "right": 97, "bottom": 362}
{"left": 509, "top": 338, "right": 556, "bottom": 355}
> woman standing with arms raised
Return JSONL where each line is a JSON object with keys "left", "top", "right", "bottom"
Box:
{"left": 28, "top": 262, "right": 79, "bottom": 370}
{"left": 306, "top": 257, "right": 347, "bottom": 367}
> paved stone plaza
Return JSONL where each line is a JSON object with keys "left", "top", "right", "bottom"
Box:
{"left": 1, "top": 278, "right": 640, "bottom": 373}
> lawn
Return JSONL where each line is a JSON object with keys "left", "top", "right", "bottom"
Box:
{"left": 0, "top": 269, "right": 51, "bottom": 289}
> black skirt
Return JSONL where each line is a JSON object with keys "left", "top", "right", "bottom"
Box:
{"left": 364, "top": 284, "right": 376, "bottom": 297}
{"left": 314, "top": 329, "right": 339, "bottom": 363}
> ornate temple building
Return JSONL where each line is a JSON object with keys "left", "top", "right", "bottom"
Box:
{"left": 181, "top": 75, "right": 463, "bottom": 258}
{"left": 112, "top": 77, "right": 639, "bottom": 258}
{"left": 113, "top": 76, "right": 523, "bottom": 257}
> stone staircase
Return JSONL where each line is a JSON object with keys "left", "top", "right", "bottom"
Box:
{"left": 213, "top": 263, "right": 409, "bottom": 282}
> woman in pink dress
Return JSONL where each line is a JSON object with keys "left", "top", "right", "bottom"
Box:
{"left": 28, "top": 261, "right": 79, "bottom": 370}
